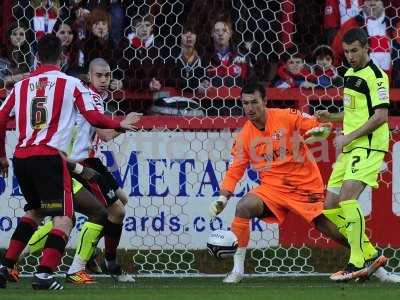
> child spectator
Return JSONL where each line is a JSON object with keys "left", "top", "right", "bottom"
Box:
{"left": 275, "top": 54, "right": 315, "bottom": 89}
{"left": 119, "top": 15, "right": 172, "bottom": 92}
{"left": 125, "top": 15, "right": 158, "bottom": 61}
{"left": 311, "top": 45, "right": 343, "bottom": 88}
{"left": 174, "top": 25, "right": 205, "bottom": 93}
{"left": 202, "top": 18, "right": 253, "bottom": 88}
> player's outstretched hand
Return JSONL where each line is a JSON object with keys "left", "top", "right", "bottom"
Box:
{"left": 209, "top": 195, "right": 228, "bottom": 218}
{"left": 119, "top": 112, "right": 142, "bottom": 131}
{"left": 0, "top": 157, "right": 9, "bottom": 178}
{"left": 80, "top": 166, "right": 101, "bottom": 181}
{"left": 314, "top": 110, "right": 331, "bottom": 122}
{"left": 304, "top": 122, "right": 332, "bottom": 144}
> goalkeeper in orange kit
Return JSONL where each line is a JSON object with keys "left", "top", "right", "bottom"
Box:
{"left": 209, "top": 81, "right": 377, "bottom": 283}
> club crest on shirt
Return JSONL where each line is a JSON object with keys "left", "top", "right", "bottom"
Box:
{"left": 272, "top": 129, "right": 284, "bottom": 140}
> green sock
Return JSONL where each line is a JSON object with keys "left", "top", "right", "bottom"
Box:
{"left": 339, "top": 200, "right": 366, "bottom": 268}
{"left": 28, "top": 221, "right": 53, "bottom": 254}
{"left": 75, "top": 221, "right": 104, "bottom": 261}
{"left": 323, "top": 207, "right": 378, "bottom": 261}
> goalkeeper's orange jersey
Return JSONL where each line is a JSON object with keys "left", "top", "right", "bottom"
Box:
{"left": 221, "top": 108, "right": 324, "bottom": 196}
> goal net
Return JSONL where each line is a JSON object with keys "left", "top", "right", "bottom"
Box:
{"left": 0, "top": 0, "right": 399, "bottom": 276}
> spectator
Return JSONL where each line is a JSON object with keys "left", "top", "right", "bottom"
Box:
{"left": 174, "top": 25, "right": 205, "bottom": 93}
{"left": 52, "top": 19, "right": 80, "bottom": 76}
{"left": 125, "top": 15, "right": 158, "bottom": 61}
{"left": 0, "top": 57, "right": 12, "bottom": 91}
{"left": 391, "top": 19, "right": 400, "bottom": 87}
{"left": 311, "top": 45, "right": 343, "bottom": 88}
{"left": 331, "top": 0, "right": 391, "bottom": 73}
{"left": 3, "top": 21, "right": 34, "bottom": 84}
{"left": 148, "top": 26, "right": 206, "bottom": 117}
{"left": 324, "top": 0, "right": 364, "bottom": 44}
{"left": 79, "top": 7, "right": 122, "bottom": 90}
{"left": 67, "top": 0, "right": 125, "bottom": 43}
{"left": 275, "top": 54, "right": 315, "bottom": 89}
{"left": 202, "top": 17, "right": 254, "bottom": 88}
{"left": 120, "top": 15, "right": 172, "bottom": 92}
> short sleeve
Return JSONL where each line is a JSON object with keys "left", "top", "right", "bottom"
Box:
{"left": 370, "top": 72, "right": 389, "bottom": 109}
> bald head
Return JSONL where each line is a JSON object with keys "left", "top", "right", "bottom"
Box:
{"left": 88, "top": 58, "right": 111, "bottom": 93}
{"left": 89, "top": 58, "right": 110, "bottom": 73}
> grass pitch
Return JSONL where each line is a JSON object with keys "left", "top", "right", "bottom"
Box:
{"left": 1, "top": 276, "right": 399, "bottom": 300}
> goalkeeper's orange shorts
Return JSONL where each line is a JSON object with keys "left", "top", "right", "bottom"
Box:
{"left": 249, "top": 185, "right": 324, "bottom": 224}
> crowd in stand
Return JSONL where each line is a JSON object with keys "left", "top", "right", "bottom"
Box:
{"left": 0, "top": 0, "right": 399, "bottom": 116}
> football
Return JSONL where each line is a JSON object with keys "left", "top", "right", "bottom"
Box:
{"left": 207, "top": 230, "right": 238, "bottom": 259}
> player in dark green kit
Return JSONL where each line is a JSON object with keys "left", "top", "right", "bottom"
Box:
{"left": 316, "top": 28, "right": 398, "bottom": 282}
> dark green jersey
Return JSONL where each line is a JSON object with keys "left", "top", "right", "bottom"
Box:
{"left": 342, "top": 61, "right": 390, "bottom": 153}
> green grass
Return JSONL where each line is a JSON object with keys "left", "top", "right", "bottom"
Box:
{"left": 1, "top": 276, "right": 400, "bottom": 300}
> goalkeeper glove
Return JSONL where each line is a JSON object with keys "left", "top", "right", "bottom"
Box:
{"left": 304, "top": 123, "right": 332, "bottom": 144}
{"left": 209, "top": 195, "right": 228, "bottom": 218}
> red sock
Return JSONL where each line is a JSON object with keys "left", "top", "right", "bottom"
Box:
{"left": 3, "top": 216, "right": 37, "bottom": 268}
{"left": 104, "top": 220, "right": 122, "bottom": 261}
{"left": 38, "top": 229, "right": 68, "bottom": 274}
{"left": 231, "top": 217, "right": 250, "bottom": 248}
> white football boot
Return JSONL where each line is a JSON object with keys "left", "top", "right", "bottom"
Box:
{"left": 223, "top": 272, "right": 243, "bottom": 283}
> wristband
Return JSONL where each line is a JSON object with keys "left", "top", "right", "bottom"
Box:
{"left": 73, "top": 163, "right": 84, "bottom": 174}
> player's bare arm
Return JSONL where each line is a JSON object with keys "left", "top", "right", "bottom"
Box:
{"left": 96, "top": 112, "right": 142, "bottom": 141}
{"left": 315, "top": 110, "right": 344, "bottom": 122}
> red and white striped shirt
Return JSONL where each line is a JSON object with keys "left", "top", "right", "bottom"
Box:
{"left": 69, "top": 86, "right": 106, "bottom": 161}
{"left": 0, "top": 65, "right": 121, "bottom": 158}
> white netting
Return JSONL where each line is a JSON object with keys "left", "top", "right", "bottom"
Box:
{"left": 0, "top": 0, "right": 400, "bottom": 276}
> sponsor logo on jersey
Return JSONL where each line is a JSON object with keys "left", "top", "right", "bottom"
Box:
{"left": 378, "top": 87, "right": 388, "bottom": 101}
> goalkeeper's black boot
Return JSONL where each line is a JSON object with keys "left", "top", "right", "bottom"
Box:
{"left": 0, "top": 265, "right": 19, "bottom": 288}
{"left": 87, "top": 250, "right": 102, "bottom": 274}
{"left": 32, "top": 273, "right": 63, "bottom": 290}
{"left": 0, "top": 266, "right": 8, "bottom": 289}
{"left": 103, "top": 261, "right": 122, "bottom": 279}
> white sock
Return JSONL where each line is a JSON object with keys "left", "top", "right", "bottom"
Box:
{"left": 67, "top": 255, "right": 86, "bottom": 275}
{"left": 232, "top": 247, "right": 246, "bottom": 274}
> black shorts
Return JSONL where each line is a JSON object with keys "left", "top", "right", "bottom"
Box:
{"left": 75, "top": 157, "right": 119, "bottom": 207}
{"left": 13, "top": 155, "right": 73, "bottom": 217}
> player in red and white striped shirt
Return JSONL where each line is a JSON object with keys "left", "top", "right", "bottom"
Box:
{"left": 0, "top": 34, "right": 136, "bottom": 290}
{"left": 66, "top": 58, "right": 137, "bottom": 283}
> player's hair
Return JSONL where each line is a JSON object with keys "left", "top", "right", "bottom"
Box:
{"left": 37, "top": 34, "right": 62, "bottom": 64}
{"left": 89, "top": 58, "right": 110, "bottom": 73}
{"left": 241, "top": 81, "right": 266, "bottom": 100}
{"left": 342, "top": 28, "right": 368, "bottom": 46}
